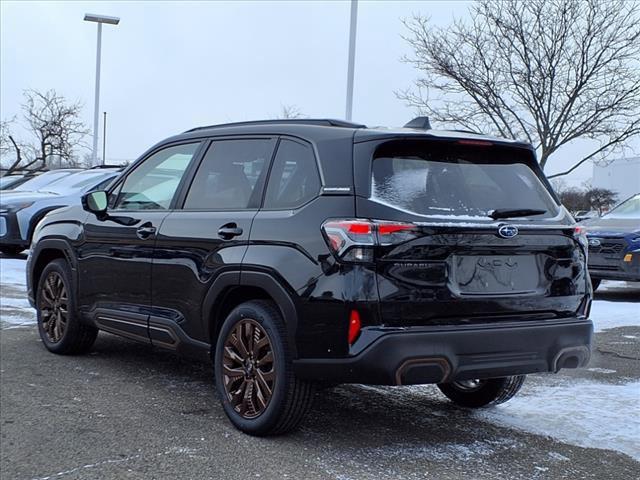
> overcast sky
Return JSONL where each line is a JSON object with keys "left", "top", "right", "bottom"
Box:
{"left": 1, "top": 1, "right": 635, "bottom": 185}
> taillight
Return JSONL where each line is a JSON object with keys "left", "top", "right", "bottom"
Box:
{"left": 348, "top": 309, "right": 361, "bottom": 345}
{"left": 322, "top": 219, "right": 417, "bottom": 262}
{"left": 574, "top": 225, "right": 588, "bottom": 251}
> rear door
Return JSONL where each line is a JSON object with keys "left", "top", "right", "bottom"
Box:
{"left": 354, "top": 138, "right": 588, "bottom": 327}
{"left": 151, "top": 137, "right": 276, "bottom": 346}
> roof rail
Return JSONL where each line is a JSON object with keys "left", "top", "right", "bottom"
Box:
{"left": 184, "top": 118, "right": 367, "bottom": 133}
{"left": 90, "top": 164, "right": 123, "bottom": 169}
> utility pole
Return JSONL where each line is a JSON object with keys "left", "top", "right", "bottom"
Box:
{"left": 102, "top": 111, "right": 107, "bottom": 165}
{"left": 345, "top": 0, "right": 358, "bottom": 121}
{"left": 84, "top": 13, "right": 120, "bottom": 165}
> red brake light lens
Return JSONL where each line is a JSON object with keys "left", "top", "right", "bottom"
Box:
{"left": 322, "top": 219, "right": 417, "bottom": 261}
{"left": 347, "top": 222, "right": 372, "bottom": 234}
{"left": 348, "top": 309, "right": 361, "bottom": 345}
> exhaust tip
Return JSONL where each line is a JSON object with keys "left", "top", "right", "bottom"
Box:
{"left": 396, "top": 358, "right": 451, "bottom": 385}
{"left": 552, "top": 346, "right": 590, "bottom": 372}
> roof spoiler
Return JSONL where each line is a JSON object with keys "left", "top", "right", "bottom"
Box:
{"left": 404, "top": 116, "right": 431, "bottom": 130}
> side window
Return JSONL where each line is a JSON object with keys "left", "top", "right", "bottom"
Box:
{"left": 264, "top": 139, "right": 320, "bottom": 209}
{"left": 113, "top": 143, "right": 198, "bottom": 210}
{"left": 183, "top": 139, "right": 272, "bottom": 210}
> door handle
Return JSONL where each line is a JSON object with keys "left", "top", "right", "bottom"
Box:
{"left": 218, "top": 223, "right": 243, "bottom": 240}
{"left": 136, "top": 224, "right": 156, "bottom": 240}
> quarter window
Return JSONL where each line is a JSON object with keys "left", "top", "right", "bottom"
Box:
{"left": 264, "top": 139, "right": 320, "bottom": 209}
{"left": 183, "top": 139, "right": 273, "bottom": 210}
{"left": 113, "top": 143, "right": 198, "bottom": 210}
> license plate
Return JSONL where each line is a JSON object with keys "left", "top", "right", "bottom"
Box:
{"left": 450, "top": 255, "right": 540, "bottom": 295}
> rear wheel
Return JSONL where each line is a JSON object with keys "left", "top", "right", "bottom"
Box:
{"left": 36, "top": 259, "right": 98, "bottom": 354}
{"left": 591, "top": 278, "right": 602, "bottom": 291}
{"left": 214, "top": 300, "right": 315, "bottom": 436}
{"left": 437, "top": 375, "right": 525, "bottom": 408}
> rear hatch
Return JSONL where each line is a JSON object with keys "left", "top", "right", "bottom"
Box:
{"left": 352, "top": 137, "right": 589, "bottom": 327}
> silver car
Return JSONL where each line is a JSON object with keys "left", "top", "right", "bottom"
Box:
{"left": 0, "top": 168, "right": 121, "bottom": 255}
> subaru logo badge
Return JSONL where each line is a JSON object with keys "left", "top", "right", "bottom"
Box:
{"left": 498, "top": 225, "right": 518, "bottom": 238}
{"left": 588, "top": 238, "right": 601, "bottom": 247}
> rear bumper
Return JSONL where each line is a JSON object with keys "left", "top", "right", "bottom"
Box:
{"left": 294, "top": 319, "right": 593, "bottom": 385}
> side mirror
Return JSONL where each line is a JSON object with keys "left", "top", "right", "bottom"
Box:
{"left": 82, "top": 190, "right": 108, "bottom": 216}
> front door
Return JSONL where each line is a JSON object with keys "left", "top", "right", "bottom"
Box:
{"left": 151, "top": 137, "right": 276, "bottom": 348}
{"left": 77, "top": 141, "right": 202, "bottom": 342}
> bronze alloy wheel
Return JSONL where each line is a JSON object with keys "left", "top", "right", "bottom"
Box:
{"left": 222, "top": 319, "right": 276, "bottom": 419}
{"left": 38, "top": 271, "right": 68, "bottom": 343}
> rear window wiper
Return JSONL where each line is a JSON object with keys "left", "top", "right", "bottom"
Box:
{"left": 489, "top": 208, "right": 547, "bottom": 220}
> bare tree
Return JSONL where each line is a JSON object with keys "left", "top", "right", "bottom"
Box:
{"left": 0, "top": 119, "right": 13, "bottom": 158}
{"left": 399, "top": 0, "right": 640, "bottom": 177}
{"left": 1, "top": 89, "right": 89, "bottom": 175}
{"left": 585, "top": 187, "right": 618, "bottom": 214}
{"left": 278, "top": 104, "right": 304, "bottom": 119}
{"left": 558, "top": 187, "right": 591, "bottom": 213}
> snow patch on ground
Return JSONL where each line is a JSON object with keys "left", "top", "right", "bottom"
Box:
{"left": 476, "top": 380, "right": 640, "bottom": 461}
{"left": 364, "top": 437, "right": 519, "bottom": 462}
{"left": 590, "top": 300, "right": 640, "bottom": 333}
{"left": 1, "top": 257, "right": 36, "bottom": 327}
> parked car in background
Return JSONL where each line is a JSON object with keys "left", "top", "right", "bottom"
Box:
{"left": 584, "top": 193, "right": 640, "bottom": 290}
{"left": 0, "top": 167, "right": 121, "bottom": 255}
{"left": 0, "top": 173, "right": 37, "bottom": 190}
{"left": 574, "top": 210, "right": 599, "bottom": 222}
{"left": 27, "top": 118, "right": 592, "bottom": 436}
{"left": 7, "top": 169, "right": 82, "bottom": 193}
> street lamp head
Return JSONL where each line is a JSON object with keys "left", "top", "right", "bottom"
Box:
{"left": 84, "top": 13, "right": 120, "bottom": 25}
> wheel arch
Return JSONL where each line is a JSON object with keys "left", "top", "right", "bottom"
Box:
{"left": 30, "top": 239, "right": 78, "bottom": 303}
{"left": 203, "top": 270, "right": 299, "bottom": 358}
{"left": 26, "top": 206, "right": 67, "bottom": 244}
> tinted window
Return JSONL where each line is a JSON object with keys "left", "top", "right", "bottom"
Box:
{"left": 183, "top": 139, "right": 272, "bottom": 210}
{"left": 371, "top": 141, "right": 558, "bottom": 219}
{"left": 264, "top": 139, "right": 320, "bottom": 209}
{"left": 114, "top": 143, "right": 198, "bottom": 210}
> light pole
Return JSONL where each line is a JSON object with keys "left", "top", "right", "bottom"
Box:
{"left": 345, "top": 0, "right": 358, "bottom": 121}
{"left": 84, "top": 13, "right": 119, "bottom": 165}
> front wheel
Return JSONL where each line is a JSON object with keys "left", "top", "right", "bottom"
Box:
{"left": 36, "top": 259, "right": 98, "bottom": 354}
{"left": 437, "top": 375, "right": 526, "bottom": 408}
{"left": 214, "top": 300, "right": 315, "bottom": 436}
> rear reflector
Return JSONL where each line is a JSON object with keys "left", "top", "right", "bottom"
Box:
{"left": 348, "top": 310, "right": 361, "bottom": 345}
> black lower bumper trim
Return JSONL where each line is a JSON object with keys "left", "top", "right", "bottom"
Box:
{"left": 293, "top": 319, "right": 593, "bottom": 385}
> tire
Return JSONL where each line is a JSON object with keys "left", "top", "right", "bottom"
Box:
{"left": 591, "top": 278, "right": 602, "bottom": 291}
{"left": 214, "top": 300, "right": 315, "bottom": 436}
{"left": 437, "top": 375, "right": 526, "bottom": 408}
{"left": 0, "top": 246, "right": 25, "bottom": 256}
{"left": 36, "top": 259, "right": 98, "bottom": 354}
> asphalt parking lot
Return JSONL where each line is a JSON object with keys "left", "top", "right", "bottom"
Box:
{"left": 1, "top": 256, "right": 639, "bottom": 479}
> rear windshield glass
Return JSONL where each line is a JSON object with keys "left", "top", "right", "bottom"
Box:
{"left": 371, "top": 141, "right": 558, "bottom": 220}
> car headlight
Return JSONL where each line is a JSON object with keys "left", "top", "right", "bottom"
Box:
{"left": 3, "top": 202, "right": 35, "bottom": 212}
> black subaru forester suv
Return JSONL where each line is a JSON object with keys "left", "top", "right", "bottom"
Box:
{"left": 27, "top": 118, "right": 593, "bottom": 435}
